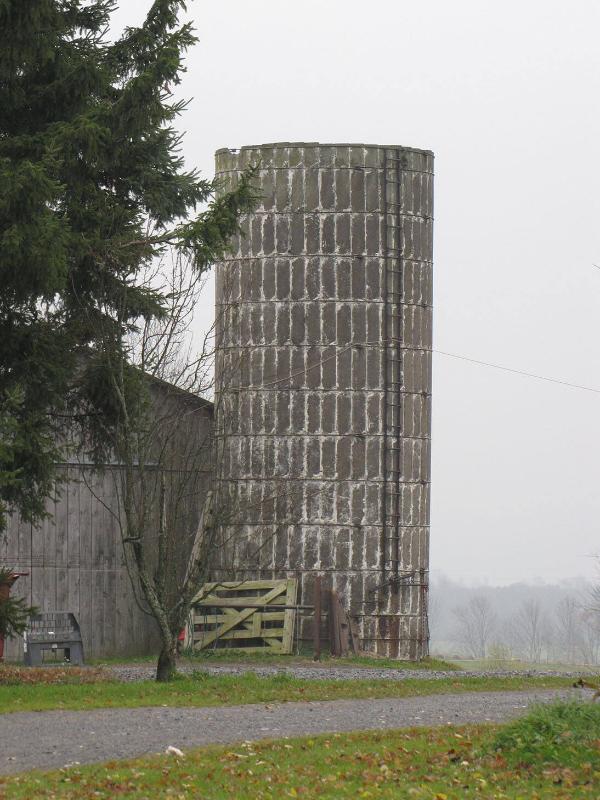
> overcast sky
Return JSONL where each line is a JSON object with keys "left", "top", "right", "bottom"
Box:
{"left": 115, "top": 1, "right": 600, "bottom": 586}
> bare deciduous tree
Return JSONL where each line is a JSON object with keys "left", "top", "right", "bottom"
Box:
{"left": 554, "top": 595, "right": 581, "bottom": 664}
{"left": 509, "top": 598, "right": 547, "bottom": 663}
{"left": 577, "top": 608, "right": 600, "bottom": 665}
{"left": 81, "top": 252, "right": 311, "bottom": 680}
{"left": 80, "top": 254, "right": 230, "bottom": 681}
{"left": 452, "top": 596, "right": 497, "bottom": 659}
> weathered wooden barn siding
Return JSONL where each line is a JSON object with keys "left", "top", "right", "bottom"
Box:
{"left": 1, "top": 465, "right": 160, "bottom": 661}
{"left": 1, "top": 386, "right": 215, "bottom": 662}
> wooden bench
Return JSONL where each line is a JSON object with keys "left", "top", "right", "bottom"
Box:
{"left": 24, "top": 612, "right": 84, "bottom": 666}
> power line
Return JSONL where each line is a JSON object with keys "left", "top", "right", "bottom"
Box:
{"left": 433, "top": 349, "right": 600, "bottom": 395}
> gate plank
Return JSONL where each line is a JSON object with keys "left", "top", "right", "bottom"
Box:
{"left": 195, "top": 583, "right": 287, "bottom": 647}
{"left": 191, "top": 579, "right": 297, "bottom": 653}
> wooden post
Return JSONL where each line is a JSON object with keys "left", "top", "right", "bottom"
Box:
{"left": 349, "top": 616, "right": 361, "bottom": 656}
{"left": 313, "top": 575, "right": 321, "bottom": 661}
{"left": 329, "top": 590, "right": 339, "bottom": 656}
{"left": 329, "top": 590, "right": 347, "bottom": 657}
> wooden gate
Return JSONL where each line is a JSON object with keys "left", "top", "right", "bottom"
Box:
{"left": 189, "top": 579, "right": 298, "bottom": 654}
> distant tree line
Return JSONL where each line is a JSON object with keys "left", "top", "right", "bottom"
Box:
{"left": 429, "top": 576, "right": 600, "bottom": 665}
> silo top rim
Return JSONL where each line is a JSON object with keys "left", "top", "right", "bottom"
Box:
{"left": 216, "top": 142, "right": 434, "bottom": 157}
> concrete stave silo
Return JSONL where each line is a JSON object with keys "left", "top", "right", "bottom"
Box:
{"left": 213, "top": 142, "right": 433, "bottom": 659}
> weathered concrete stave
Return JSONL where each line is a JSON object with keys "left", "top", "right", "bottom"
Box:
{"left": 214, "top": 142, "right": 433, "bottom": 658}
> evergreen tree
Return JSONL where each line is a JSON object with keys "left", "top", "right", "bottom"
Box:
{"left": 0, "top": 1, "right": 256, "bottom": 527}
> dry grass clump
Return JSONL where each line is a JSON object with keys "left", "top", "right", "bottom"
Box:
{"left": 0, "top": 664, "right": 108, "bottom": 685}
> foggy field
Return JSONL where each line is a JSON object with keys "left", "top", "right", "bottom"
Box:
{"left": 447, "top": 659, "right": 599, "bottom": 673}
{"left": 430, "top": 575, "right": 600, "bottom": 667}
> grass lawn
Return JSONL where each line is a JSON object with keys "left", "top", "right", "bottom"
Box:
{"left": 449, "top": 658, "right": 597, "bottom": 673}
{"left": 2, "top": 702, "right": 599, "bottom": 798}
{"left": 0, "top": 670, "right": 572, "bottom": 714}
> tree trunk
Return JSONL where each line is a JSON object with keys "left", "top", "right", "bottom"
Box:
{"left": 156, "top": 638, "right": 178, "bottom": 682}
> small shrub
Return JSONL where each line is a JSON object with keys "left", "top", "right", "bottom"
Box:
{"left": 491, "top": 701, "right": 600, "bottom": 769}
{"left": 486, "top": 643, "right": 513, "bottom": 668}
{"left": 190, "top": 670, "right": 212, "bottom": 682}
{"left": 0, "top": 567, "right": 38, "bottom": 641}
{"left": 270, "top": 672, "right": 294, "bottom": 684}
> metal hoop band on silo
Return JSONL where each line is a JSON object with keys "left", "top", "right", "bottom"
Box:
{"left": 213, "top": 143, "right": 433, "bottom": 659}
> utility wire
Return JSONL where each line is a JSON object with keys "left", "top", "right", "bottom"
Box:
{"left": 428, "top": 261, "right": 600, "bottom": 393}
{"left": 433, "top": 349, "right": 600, "bottom": 395}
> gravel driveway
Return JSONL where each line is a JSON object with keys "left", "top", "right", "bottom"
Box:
{"left": 107, "top": 662, "right": 591, "bottom": 682}
{"left": 0, "top": 688, "right": 583, "bottom": 776}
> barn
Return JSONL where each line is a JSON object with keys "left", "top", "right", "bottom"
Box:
{"left": 1, "top": 379, "right": 213, "bottom": 661}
